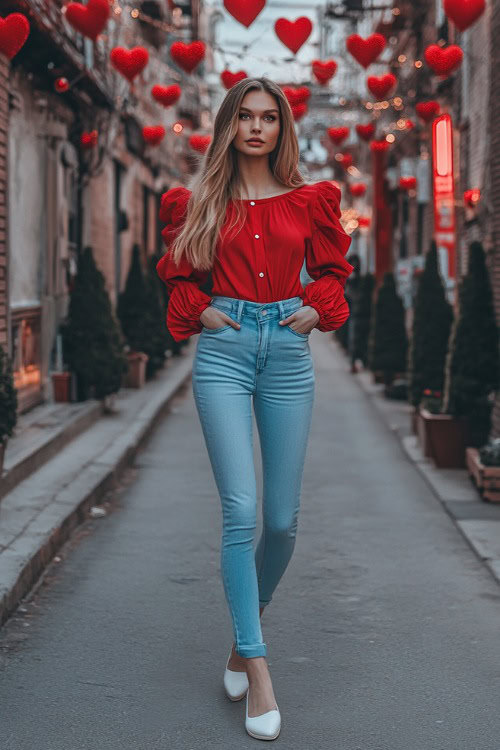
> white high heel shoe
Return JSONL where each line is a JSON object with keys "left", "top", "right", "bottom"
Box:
{"left": 223, "top": 647, "right": 249, "bottom": 701}
{"left": 245, "top": 687, "right": 281, "bottom": 740}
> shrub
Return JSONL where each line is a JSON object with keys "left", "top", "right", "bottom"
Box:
{"left": 408, "top": 242, "right": 453, "bottom": 408}
{"left": 0, "top": 343, "right": 18, "bottom": 443}
{"left": 442, "top": 241, "right": 500, "bottom": 445}
{"left": 117, "top": 244, "right": 150, "bottom": 355}
{"left": 368, "top": 272, "right": 408, "bottom": 384}
{"left": 353, "top": 272, "right": 375, "bottom": 366}
{"left": 478, "top": 438, "right": 500, "bottom": 466}
{"left": 61, "top": 246, "right": 127, "bottom": 400}
{"left": 144, "top": 253, "right": 169, "bottom": 375}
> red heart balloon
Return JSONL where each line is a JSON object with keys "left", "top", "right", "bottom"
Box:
{"left": 350, "top": 182, "right": 366, "bottom": 197}
{"left": 291, "top": 103, "right": 307, "bottom": 121}
{"left": 339, "top": 153, "right": 353, "bottom": 168}
{"left": 220, "top": 70, "right": 248, "bottom": 89}
{"left": 0, "top": 13, "right": 30, "bottom": 60}
{"left": 399, "top": 176, "right": 417, "bottom": 191}
{"left": 142, "top": 126, "right": 166, "bottom": 146}
{"left": 189, "top": 135, "right": 211, "bottom": 153}
{"left": 424, "top": 44, "right": 463, "bottom": 76}
{"left": 151, "top": 84, "right": 181, "bottom": 107}
{"left": 327, "top": 127, "right": 350, "bottom": 145}
{"left": 65, "top": 0, "right": 110, "bottom": 42}
{"left": 415, "top": 101, "right": 440, "bottom": 122}
{"left": 367, "top": 73, "right": 396, "bottom": 100}
{"left": 282, "top": 86, "right": 310, "bottom": 106}
{"left": 311, "top": 59, "right": 337, "bottom": 85}
{"left": 80, "top": 130, "right": 99, "bottom": 149}
{"left": 274, "top": 17, "right": 312, "bottom": 55}
{"left": 370, "top": 139, "right": 390, "bottom": 152}
{"left": 223, "top": 0, "right": 265, "bottom": 27}
{"left": 110, "top": 47, "right": 149, "bottom": 82}
{"left": 356, "top": 123, "right": 375, "bottom": 141}
{"left": 443, "top": 0, "right": 485, "bottom": 31}
{"left": 170, "top": 41, "right": 205, "bottom": 73}
{"left": 346, "top": 33, "right": 386, "bottom": 68}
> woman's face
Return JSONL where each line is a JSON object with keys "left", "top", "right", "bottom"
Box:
{"left": 232, "top": 89, "right": 281, "bottom": 156}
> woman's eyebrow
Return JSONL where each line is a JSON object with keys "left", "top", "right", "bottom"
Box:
{"left": 239, "top": 107, "right": 279, "bottom": 113}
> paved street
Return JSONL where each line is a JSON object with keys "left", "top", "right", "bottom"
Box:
{"left": 1, "top": 334, "right": 500, "bottom": 749}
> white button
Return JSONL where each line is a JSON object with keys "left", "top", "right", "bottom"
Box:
{"left": 250, "top": 201, "right": 255, "bottom": 206}
{"left": 259, "top": 272, "right": 264, "bottom": 277}
{"left": 261, "top": 310, "right": 267, "bottom": 315}
{"left": 255, "top": 234, "right": 260, "bottom": 239}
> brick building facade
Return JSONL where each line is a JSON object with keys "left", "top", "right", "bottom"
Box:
{"left": 489, "top": 0, "right": 500, "bottom": 435}
{"left": 0, "top": 54, "right": 8, "bottom": 352}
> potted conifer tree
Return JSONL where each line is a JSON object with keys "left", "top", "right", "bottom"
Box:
{"left": 353, "top": 272, "right": 375, "bottom": 369}
{"left": 433, "top": 241, "right": 500, "bottom": 467}
{"left": 61, "top": 246, "right": 128, "bottom": 405}
{"left": 144, "top": 253, "right": 169, "bottom": 376}
{"left": 408, "top": 242, "right": 453, "bottom": 443}
{"left": 0, "top": 343, "right": 18, "bottom": 473}
{"left": 368, "top": 272, "right": 408, "bottom": 386}
{"left": 117, "top": 244, "right": 151, "bottom": 388}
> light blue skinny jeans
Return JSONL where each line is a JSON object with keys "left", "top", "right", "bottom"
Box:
{"left": 191, "top": 295, "right": 315, "bottom": 658}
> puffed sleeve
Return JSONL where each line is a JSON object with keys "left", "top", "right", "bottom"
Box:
{"left": 302, "top": 181, "right": 354, "bottom": 331}
{"left": 156, "top": 186, "right": 212, "bottom": 342}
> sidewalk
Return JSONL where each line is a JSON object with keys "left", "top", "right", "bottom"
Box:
{"left": 335, "top": 339, "right": 500, "bottom": 588}
{"left": 0, "top": 348, "right": 195, "bottom": 628}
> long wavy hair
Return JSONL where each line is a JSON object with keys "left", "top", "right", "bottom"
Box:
{"left": 169, "top": 77, "right": 312, "bottom": 271}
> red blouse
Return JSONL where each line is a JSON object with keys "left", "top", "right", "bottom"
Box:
{"left": 156, "top": 180, "right": 354, "bottom": 342}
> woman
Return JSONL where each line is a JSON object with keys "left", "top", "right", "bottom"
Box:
{"left": 156, "top": 77, "right": 353, "bottom": 740}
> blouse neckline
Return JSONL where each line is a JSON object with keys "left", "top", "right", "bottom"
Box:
{"left": 232, "top": 184, "right": 310, "bottom": 205}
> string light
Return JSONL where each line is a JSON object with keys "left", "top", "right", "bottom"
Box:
{"left": 414, "top": 60, "right": 423, "bottom": 68}
{"left": 386, "top": 134, "right": 395, "bottom": 143}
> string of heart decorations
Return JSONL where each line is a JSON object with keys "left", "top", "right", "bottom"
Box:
{"left": 0, "top": 0, "right": 487, "bottom": 209}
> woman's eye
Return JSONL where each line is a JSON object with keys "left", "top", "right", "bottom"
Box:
{"left": 239, "top": 114, "right": 276, "bottom": 121}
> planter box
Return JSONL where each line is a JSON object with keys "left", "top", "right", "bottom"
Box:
{"left": 418, "top": 408, "right": 468, "bottom": 468}
{"left": 51, "top": 371, "right": 72, "bottom": 402}
{"left": 124, "top": 351, "right": 149, "bottom": 389}
{"left": 466, "top": 447, "right": 500, "bottom": 502}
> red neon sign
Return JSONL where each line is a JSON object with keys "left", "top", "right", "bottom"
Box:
{"left": 432, "top": 114, "right": 456, "bottom": 282}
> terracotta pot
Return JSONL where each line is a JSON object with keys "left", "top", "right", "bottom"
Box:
{"left": 466, "top": 447, "right": 500, "bottom": 502}
{"left": 124, "top": 351, "right": 149, "bottom": 388}
{"left": 418, "top": 408, "right": 468, "bottom": 468}
{"left": 52, "top": 371, "right": 72, "bottom": 402}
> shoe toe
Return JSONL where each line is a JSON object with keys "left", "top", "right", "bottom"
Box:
{"left": 245, "top": 691, "right": 281, "bottom": 740}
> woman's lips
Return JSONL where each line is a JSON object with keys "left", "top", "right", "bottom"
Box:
{"left": 246, "top": 140, "right": 264, "bottom": 146}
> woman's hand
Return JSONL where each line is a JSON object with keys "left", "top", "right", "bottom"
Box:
{"left": 200, "top": 307, "right": 241, "bottom": 330}
{"left": 279, "top": 305, "right": 320, "bottom": 335}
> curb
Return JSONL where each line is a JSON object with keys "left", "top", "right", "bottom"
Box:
{"left": 0, "top": 351, "right": 194, "bottom": 629}
{"left": 334, "top": 342, "right": 500, "bottom": 591}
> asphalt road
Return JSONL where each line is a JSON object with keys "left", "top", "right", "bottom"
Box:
{"left": 1, "top": 334, "right": 500, "bottom": 749}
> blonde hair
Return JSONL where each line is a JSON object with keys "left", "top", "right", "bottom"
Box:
{"left": 169, "top": 77, "right": 311, "bottom": 271}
